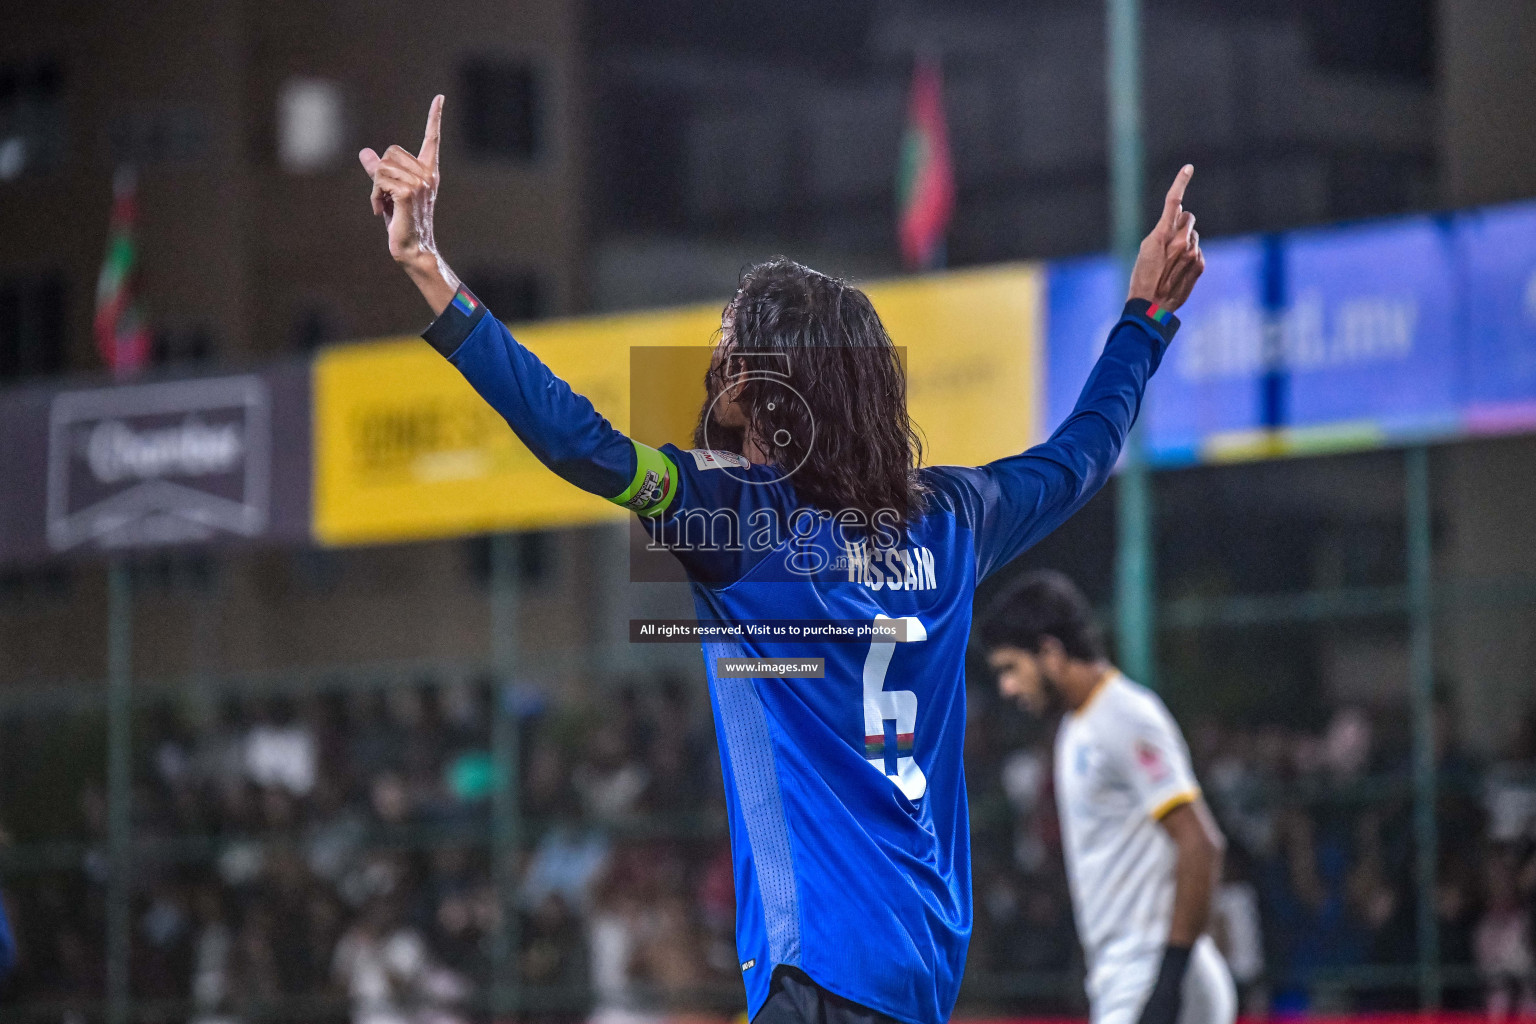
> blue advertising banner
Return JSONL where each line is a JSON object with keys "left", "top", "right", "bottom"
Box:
{"left": 1044, "top": 254, "right": 1119, "bottom": 441}
{"left": 1045, "top": 199, "right": 1536, "bottom": 464}
{"left": 1458, "top": 201, "right": 1536, "bottom": 433}
{"left": 1282, "top": 216, "right": 1459, "bottom": 437}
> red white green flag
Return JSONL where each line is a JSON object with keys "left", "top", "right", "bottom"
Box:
{"left": 94, "top": 167, "right": 152, "bottom": 377}
{"left": 896, "top": 56, "right": 956, "bottom": 271}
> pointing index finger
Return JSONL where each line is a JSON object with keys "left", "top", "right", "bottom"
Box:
{"left": 418, "top": 94, "right": 444, "bottom": 170}
{"left": 1159, "top": 164, "right": 1194, "bottom": 229}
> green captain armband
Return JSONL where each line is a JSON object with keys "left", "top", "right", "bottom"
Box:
{"left": 611, "top": 442, "right": 679, "bottom": 518}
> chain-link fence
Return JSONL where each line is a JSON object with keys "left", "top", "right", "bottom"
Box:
{"left": 3, "top": 441, "right": 1536, "bottom": 1023}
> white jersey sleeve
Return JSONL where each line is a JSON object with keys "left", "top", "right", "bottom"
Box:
{"left": 1102, "top": 685, "right": 1201, "bottom": 821}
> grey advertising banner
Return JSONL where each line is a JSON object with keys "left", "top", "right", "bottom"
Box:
{"left": 0, "top": 363, "right": 312, "bottom": 568}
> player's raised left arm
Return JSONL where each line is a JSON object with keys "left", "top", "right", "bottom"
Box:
{"left": 360, "top": 95, "right": 459, "bottom": 316}
{"left": 358, "top": 97, "right": 674, "bottom": 515}
{"left": 955, "top": 167, "right": 1205, "bottom": 579}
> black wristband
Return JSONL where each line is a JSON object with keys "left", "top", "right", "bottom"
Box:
{"left": 422, "top": 286, "right": 489, "bottom": 359}
{"left": 1123, "top": 297, "right": 1181, "bottom": 345}
{"left": 1157, "top": 943, "right": 1193, "bottom": 985}
{"left": 1135, "top": 944, "right": 1192, "bottom": 1024}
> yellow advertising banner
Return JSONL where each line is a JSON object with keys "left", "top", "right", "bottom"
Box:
{"left": 313, "top": 263, "right": 1042, "bottom": 545}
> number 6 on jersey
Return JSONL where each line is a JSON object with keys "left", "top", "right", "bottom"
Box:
{"left": 862, "top": 615, "right": 927, "bottom": 800}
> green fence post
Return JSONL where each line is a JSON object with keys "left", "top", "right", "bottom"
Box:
{"left": 1405, "top": 445, "right": 1440, "bottom": 1008}
{"left": 106, "top": 561, "right": 133, "bottom": 1024}
{"left": 1107, "top": 0, "right": 1156, "bottom": 686}
{"left": 489, "top": 534, "right": 523, "bottom": 1019}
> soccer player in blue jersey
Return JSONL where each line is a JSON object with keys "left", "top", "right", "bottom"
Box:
{"left": 360, "top": 96, "right": 1205, "bottom": 1024}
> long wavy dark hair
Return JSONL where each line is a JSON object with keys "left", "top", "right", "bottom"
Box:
{"left": 693, "top": 258, "right": 929, "bottom": 525}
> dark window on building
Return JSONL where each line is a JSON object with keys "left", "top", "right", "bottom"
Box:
{"left": 151, "top": 325, "right": 215, "bottom": 367}
{"left": 127, "top": 551, "right": 218, "bottom": 595}
{"left": 592, "top": 83, "right": 686, "bottom": 229}
{"left": 0, "top": 273, "right": 67, "bottom": 382}
{"left": 1329, "top": 154, "right": 1420, "bottom": 222}
{"left": 0, "top": 59, "right": 65, "bottom": 181}
{"left": 465, "top": 532, "right": 551, "bottom": 587}
{"left": 0, "top": 564, "right": 74, "bottom": 605}
{"left": 459, "top": 59, "right": 541, "bottom": 161}
{"left": 465, "top": 272, "right": 544, "bottom": 323}
{"left": 108, "top": 105, "right": 211, "bottom": 165}
{"left": 287, "top": 549, "right": 344, "bottom": 594}
{"left": 290, "top": 305, "right": 345, "bottom": 352}
{"left": 1304, "top": 0, "right": 1435, "bottom": 82}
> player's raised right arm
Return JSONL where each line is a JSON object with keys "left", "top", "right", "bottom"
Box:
{"left": 944, "top": 167, "right": 1205, "bottom": 579}
{"left": 359, "top": 96, "right": 677, "bottom": 517}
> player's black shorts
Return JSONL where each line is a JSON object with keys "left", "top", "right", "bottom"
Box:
{"left": 752, "top": 967, "right": 907, "bottom": 1024}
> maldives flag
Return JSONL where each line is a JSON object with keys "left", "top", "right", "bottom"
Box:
{"left": 94, "top": 167, "right": 152, "bottom": 377}
{"left": 896, "top": 57, "right": 956, "bottom": 271}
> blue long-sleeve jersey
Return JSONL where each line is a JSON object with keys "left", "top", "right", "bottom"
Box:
{"left": 425, "top": 288, "right": 1177, "bottom": 1024}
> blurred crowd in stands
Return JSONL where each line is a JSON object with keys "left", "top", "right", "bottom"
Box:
{"left": 0, "top": 675, "right": 1535, "bottom": 1024}
{"left": 0, "top": 675, "right": 740, "bottom": 1024}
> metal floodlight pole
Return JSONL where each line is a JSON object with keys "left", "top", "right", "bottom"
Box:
{"left": 1108, "top": 0, "right": 1156, "bottom": 685}
{"left": 1405, "top": 445, "right": 1441, "bottom": 1009}
{"left": 489, "top": 533, "right": 523, "bottom": 1017}
{"left": 105, "top": 560, "right": 133, "bottom": 1024}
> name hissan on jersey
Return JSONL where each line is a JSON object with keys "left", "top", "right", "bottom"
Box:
{"left": 843, "top": 541, "right": 938, "bottom": 591}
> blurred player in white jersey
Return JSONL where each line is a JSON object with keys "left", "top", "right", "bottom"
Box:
{"left": 979, "top": 571, "right": 1235, "bottom": 1024}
